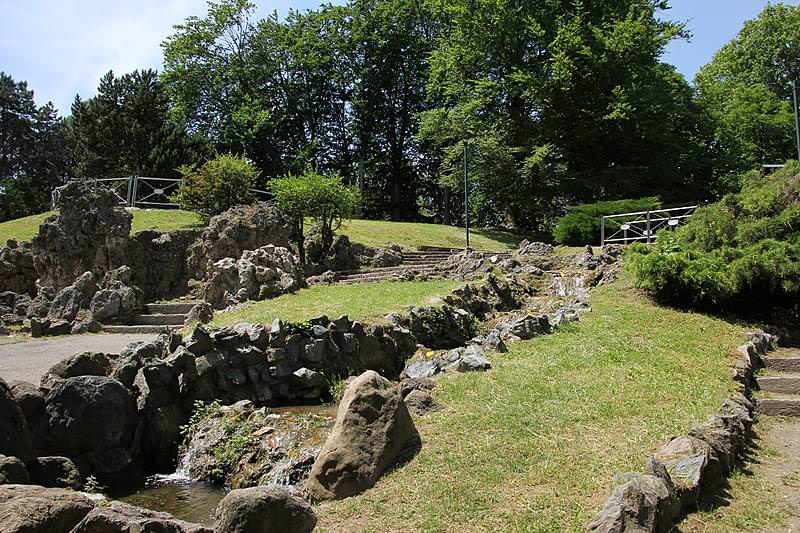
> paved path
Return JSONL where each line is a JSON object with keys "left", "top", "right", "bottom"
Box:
{"left": 0, "top": 333, "right": 157, "bottom": 384}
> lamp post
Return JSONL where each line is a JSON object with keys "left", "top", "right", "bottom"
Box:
{"left": 792, "top": 80, "right": 800, "bottom": 161}
{"left": 463, "top": 139, "right": 470, "bottom": 251}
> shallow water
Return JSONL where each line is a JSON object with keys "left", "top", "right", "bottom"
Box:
{"left": 112, "top": 477, "right": 226, "bottom": 526}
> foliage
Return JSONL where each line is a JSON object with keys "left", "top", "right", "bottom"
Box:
{"left": 695, "top": 4, "right": 800, "bottom": 187}
{"left": 0, "top": 72, "right": 73, "bottom": 222}
{"left": 180, "top": 399, "right": 223, "bottom": 436}
{"left": 71, "top": 69, "right": 212, "bottom": 179}
{"left": 554, "top": 197, "right": 662, "bottom": 246}
{"left": 83, "top": 475, "right": 106, "bottom": 494}
{"left": 214, "top": 416, "right": 257, "bottom": 468}
{"left": 267, "top": 172, "right": 359, "bottom": 262}
{"left": 315, "top": 279, "right": 743, "bottom": 530}
{"left": 325, "top": 374, "right": 349, "bottom": 404}
{"left": 173, "top": 154, "right": 257, "bottom": 216}
{"left": 628, "top": 162, "right": 800, "bottom": 312}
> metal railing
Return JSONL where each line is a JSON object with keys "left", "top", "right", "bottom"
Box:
{"left": 601, "top": 205, "right": 697, "bottom": 246}
{"left": 52, "top": 176, "right": 272, "bottom": 209}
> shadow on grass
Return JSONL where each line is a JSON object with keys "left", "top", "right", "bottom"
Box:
{"left": 470, "top": 227, "right": 529, "bottom": 248}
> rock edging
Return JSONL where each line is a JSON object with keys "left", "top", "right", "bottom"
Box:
{"left": 587, "top": 330, "right": 774, "bottom": 533}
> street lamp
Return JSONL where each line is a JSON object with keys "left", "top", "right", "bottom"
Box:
{"left": 792, "top": 80, "right": 800, "bottom": 161}
{"left": 463, "top": 139, "right": 470, "bottom": 251}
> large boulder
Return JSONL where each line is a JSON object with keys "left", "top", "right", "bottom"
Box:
{"left": 89, "top": 266, "right": 143, "bottom": 322}
{"left": 43, "top": 376, "right": 137, "bottom": 458}
{"left": 186, "top": 202, "right": 294, "bottom": 281}
{"left": 0, "top": 377, "right": 33, "bottom": 462}
{"left": 587, "top": 472, "right": 680, "bottom": 533}
{"left": 0, "top": 454, "right": 29, "bottom": 484}
{"left": 0, "top": 484, "right": 95, "bottom": 533}
{"left": 47, "top": 272, "right": 97, "bottom": 322}
{"left": 305, "top": 370, "right": 420, "bottom": 500}
{"left": 41, "top": 352, "right": 113, "bottom": 387}
{"left": 26, "top": 456, "right": 83, "bottom": 490}
{"left": 33, "top": 181, "right": 132, "bottom": 291}
{"left": 0, "top": 240, "right": 36, "bottom": 296}
{"left": 71, "top": 501, "right": 212, "bottom": 533}
{"left": 204, "top": 245, "right": 304, "bottom": 309}
{"left": 214, "top": 486, "right": 316, "bottom": 533}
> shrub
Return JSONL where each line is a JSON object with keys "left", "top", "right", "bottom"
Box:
{"left": 268, "top": 172, "right": 360, "bottom": 263}
{"left": 628, "top": 162, "right": 800, "bottom": 313}
{"left": 173, "top": 154, "right": 257, "bottom": 216}
{"left": 553, "top": 197, "right": 662, "bottom": 246}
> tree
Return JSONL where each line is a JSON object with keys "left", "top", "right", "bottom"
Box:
{"left": 696, "top": 4, "right": 800, "bottom": 186}
{"left": 0, "top": 72, "right": 73, "bottom": 222}
{"left": 173, "top": 154, "right": 257, "bottom": 216}
{"left": 419, "top": 0, "right": 711, "bottom": 231}
{"left": 71, "top": 69, "right": 211, "bottom": 179}
{"left": 268, "top": 172, "right": 360, "bottom": 263}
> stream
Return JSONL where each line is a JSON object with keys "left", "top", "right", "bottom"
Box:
{"left": 111, "top": 403, "right": 338, "bottom": 525}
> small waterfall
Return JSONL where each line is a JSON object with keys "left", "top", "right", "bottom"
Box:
{"left": 550, "top": 274, "right": 588, "bottom": 299}
{"left": 153, "top": 434, "right": 204, "bottom": 484}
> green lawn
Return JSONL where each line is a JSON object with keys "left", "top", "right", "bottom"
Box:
{"left": 338, "top": 218, "right": 523, "bottom": 251}
{"left": 210, "top": 280, "right": 461, "bottom": 327}
{"left": 0, "top": 208, "right": 204, "bottom": 243}
{"left": 315, "top": 278, "right": 745, "bottom": 532}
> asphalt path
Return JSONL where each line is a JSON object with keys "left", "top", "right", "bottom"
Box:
{"left": 0, "top": 333, "right": 157, "bottom": 384}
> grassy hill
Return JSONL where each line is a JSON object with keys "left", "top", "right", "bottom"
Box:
{"left": 314, "top": 276, "right": 745, "bottom": 531}
{"left": 0, "top": 209, "right": 522, "bottom": 251}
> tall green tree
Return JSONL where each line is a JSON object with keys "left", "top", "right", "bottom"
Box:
{"left": 0, "top": 72, "right": 73, "bottom": 221}
{"left": 71, "top": 69, "right": 211, "bottom": 178}
{"left": 696, "top": 3, "right": 800, "bottom": 186}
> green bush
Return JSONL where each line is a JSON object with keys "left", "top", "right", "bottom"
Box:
{"left": 173, "top": 154, "right": 257, "bottom": 216}
{"left": 628, "top": 162, "right": 800, "bottom": 312}
{"left": 553, "top": 197, "right": 662, "bottom": 246}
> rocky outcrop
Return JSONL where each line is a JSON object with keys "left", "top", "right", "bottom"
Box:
{"left": 214, "top": 486, "right": 317, "bottom": 533}
{"left": 0, "top": 377, "right": 33, "bottom": 462}
{"left": 393, "top": 305, "right": 478, "bottom": 349}
{"left": 445, "top": 273, "right": 532, "bottom": 320}
{"left": 0, "top": 484, "right": 95, "bottom": 533}
{"left": 47, "top": 272, "right": 97, "bottom": 322}
{"left": 518, "top": 240, "right": 554, "bottom": 256}
{"left": 89, "top": 266, "right": 144, "bottom": 323}
{"left": 186, "top": 202, "right": 294, "bottom": 280}
{"left": 305, "top": 370, "right": 420, "bottom": 500}
{"left": 204, "top": 245, "right": 304, "bottom": 309}
{"left": 71, "top": 501, "right": 212, "bottom": 533}
{"left": 33, "top": 181, "right": 132, "bottom": 291}
{"left": 0, "top": 240, "right": 36, "bottom": 296}
{"left": 126, "top": 229, "right": 203, "bottom": 302}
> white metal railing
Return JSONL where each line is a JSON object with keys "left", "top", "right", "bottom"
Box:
{"left": 52, "top": 176, "right": 272, "bottom": 209}
{"left": 601, "top": 205, "right": 697, "bottom": 246}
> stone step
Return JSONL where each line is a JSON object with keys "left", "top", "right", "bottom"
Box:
{"left": 764, "top": 356, "right": 800, "bottom": 373}
{"left": 757, "top": 374, "right": 800, "bottom": 394}
{"left": 145, "top": 302, "right": 201, "bottom": 314}
{"left": 337, "top": 271, "right": 436, "bottom": 282}
{"left": 758, "top": 395, "right": 800, "bottom": 416}
{"left": 102, "top": 324, "right": 179, "bottom": 334}
{"left": 338, "top": 264, "right": 437, "bottom": 276}
{"left": 132, "top": 313, "right": 186, "bottom": 326}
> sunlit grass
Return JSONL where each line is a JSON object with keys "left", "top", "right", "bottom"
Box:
{"left": 315, "top": 280, "right": 744, "bottom": 532}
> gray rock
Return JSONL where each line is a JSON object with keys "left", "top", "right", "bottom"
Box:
{"left": 0, "top": 455, "right": 28, "bottom": 484}
{"left": 457, "top": 345, "right": 492, "bottom": 372}
{"left": 44, "top": 376, "right": 137, "bottom": 458}
{"left": 48, "top": 320, "right": 72, "bottom": 336}
{"left": 403, "top": 359, "right": 441, "bottom": 380}
{"left": 485, "top": 329, "right": 508, "bottom": 353}
{"left": 71, "top": 501, "right": 212, "bottom": 533}
{"left": 306, "top": 370, "right": 420, "bottom": 500}
{"left": 654, "top": 436, "right": 718, "bottom": 504}
{"left": 185, "top": 326, "right": 214, "bottom": 356}
{"left": 214, "top": 486, "right": 316, "bottom": 533}
{"left": 404, "top": 389, "right": 442, "bottom": 416}
{"left": 41, "top": 351, "right": 112, "bottom": 386}
{"left": 291, "top": 368, "right": 327, "bottom": 390}
{"left": 26, "top": 456, "right": 83, "bottom": 490}
{"left": 587, "top": 472, "right": 679, "bottom": 533}
{"left": 0, "top": 378, "right": 33, "bottom": 462}
{"left": 0, "top": 484, "right": 95, "bottom": 533}
{"left": 399, "top": 377, "right": 436, "bottom": 399}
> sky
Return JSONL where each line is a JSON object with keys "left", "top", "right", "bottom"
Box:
{"left": 0, "top": 0, "right": 798, "bottom": 115}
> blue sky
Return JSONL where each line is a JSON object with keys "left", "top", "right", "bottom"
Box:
{"left": 0, "top": 0, "right": 797, "bottom": 115}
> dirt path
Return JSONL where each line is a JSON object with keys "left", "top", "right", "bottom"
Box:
{"left": 679, "top": 417, "right": 800, "bottom": 532}
{"left": 0, "top": 333, "right": 157, "bottom": 383}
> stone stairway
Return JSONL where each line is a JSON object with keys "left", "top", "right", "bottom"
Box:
{"left": 335, "top": 246, "right": 514, "bottom": 284}
{"left": 102, "top": 301, "right": 202, "bottom": 334}
{"left": 758, "top": 347, "right": 800, "bottom": 416}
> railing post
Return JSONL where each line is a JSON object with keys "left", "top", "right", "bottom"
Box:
{"left": 600, "top": 215, "right": 605, "bottom": 247}
{"left": 646, "top": 210, "right": 652, "bottom": 244}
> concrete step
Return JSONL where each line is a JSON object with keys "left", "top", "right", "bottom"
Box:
{"left": 145, "top": 302, "right": 201, "bottom": 314}
{"left": 757, "top": 374, "right": 800, "bottom": 394}
{"left": 758, "top": 393, "right": 800, "bottom": 416}
{"left": 102, "top": 325, "right": 179, "bottom": 334}
{"left": 132, "top": 314, "right": 186, "bottom": 326}
{"left": 764, "top": 356, "right": 800, "bottom": 373}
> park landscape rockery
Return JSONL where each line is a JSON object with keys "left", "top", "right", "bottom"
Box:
{"left": 587, "top": 330, "right": 773, "bottom": 532}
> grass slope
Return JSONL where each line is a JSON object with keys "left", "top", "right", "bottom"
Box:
{"left": 0, "top": 209, "right": 204, "bottom": 243}
{"left": 210, "top": 280, "right": 462, "bottom": 327}
{"left": 316, "top": 278, "right": 744, "bottom": 532}
{"left": 338, "top": 219, "right": 522, "bottom": 251}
